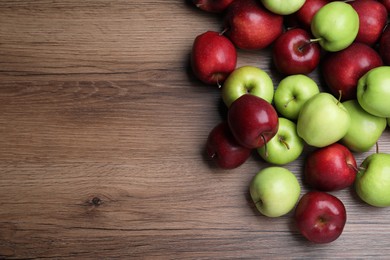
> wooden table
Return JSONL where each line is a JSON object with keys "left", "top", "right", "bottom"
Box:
{"left": 1, "top": 1, "right": 389, "bottom": 258}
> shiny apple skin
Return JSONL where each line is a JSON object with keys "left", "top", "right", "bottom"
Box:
{"left": 272, "top": 28, "right": 321, "bottom": 75}
{"left": 228, "top": 94, "right": 279, "bottom": 149}
{"left": 295, "top": 191, "right": 347, "bottom": 244}
{"left": 304, "top": 143, "right": 357, "bottom": 191}
{"left": 321, "top": 42, "right": 383, "bottom": 101}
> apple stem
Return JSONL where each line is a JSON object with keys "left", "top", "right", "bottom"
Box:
{"left": 217, "top": 78, "right": 222, "bottom": 88}
{"left": 220, "top": 27, "right": 229, "bottom": 36}
{"left": 337, "top": 90, "right": 342, "bottom": 105}
{"left": 309, "top": 38, "right": 322, "bottom": 44}
{"left": 284, "top": 96, "right": 296, "bottom": 108}
{"left": 376, "top": 141, "right": 379, "bottom": 154}
{"left": 279, "top": 136, "right": 290, "bottom": 150}
{"left": 348, "top": 163, "right": 359, "bottom": 173}
{"left": 260, "top": 134, "right": 268, "bottom": 158}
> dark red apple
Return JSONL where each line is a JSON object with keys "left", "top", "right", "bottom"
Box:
{"left": 228, "top": 94, "right": 279, "bottom": 149}
{"left": 379, "top": 0, "right": 390, "bottom": 12}
{"left": 206, "top": 121, "right": 252, "bottom": 169}
{"left": 321, "top": 42, "right": 383, "bottom": 101}
{"left": 272, "top": 28, "right": 321, "bottom": 75}
{"left": 192, "top": 0, "right": 234, "bottom": 13}
{"left": 223, "top": 0, "right": 283, "bottom": 50}
{"left": 379, "top": 25, "right": 390, "bottom": 66}
{"left": 304, "top": 143, "right": 357, "bottom": 191}
{"left": 295, "top": 191, "right": 347, "bottom": 244}
{"left": 295, "top": 0, "right": 329, "bottom": 29}
{"left": 191, "top": 31, "right": 237, "bottom": 86}
{"left": 350, "top": 0, "right": 388, "bottom": 46}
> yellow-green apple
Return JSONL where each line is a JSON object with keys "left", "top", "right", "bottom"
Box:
{"left": 223, "top": 0, "right": 283, "bottom": 50}
{"left": 257, "top": 118, "right": 304, "bottom": 165}
{"left": 274, "top": 74, "right": 320, "bottom": 120}
{"left": 294, "top": 191, "right": 347, "bottom": 244}
{"left": 191, "top": 31, "right": 237, "bottom": 86}
{"left": 222, "top": 66, "right": 274, "bottom": 107}
{"left": 272, "top": 28, "right": 321, "bottom": 75}
{"left": 192, "top": 0, "right": 234, "bottom": 13}
{"left": 295, "top": 0, "right": 329, "bottom": 29}
{"left": 311, "top": 1, "right": 359, "bottom": 52}
{"left": 321, "top": 42, "right": 383, "bottom": 101}
{"left": 250, "top": 167, "right": 301, "bottom": 217}
{"left": 379, "top": 25, "right": 390, "bottom": 65}
{"left": 355, "top": 153, "right": 390, "bottom": 207}
{"left": 357, "top": 66, "right": 390, "bottom": 117}
{"left": 304, "top": 143, "right": 357, "bottom": 191}
{"left": 228, "top": 94, "right": 278, "bottom": 149}
{"left": 260, "top": 0, "right": 306, "bottom": 15}
{"left": 206, "top": 121, "right": 252, "bottom": 169}
{"left": 350, "top": 0, "right": 388, "bottom": 46}
{"left": 297, "top": 92, "right": 351, "bottom": 147}
{"left": 341, "top": 100, "right": 387, "bottom": 152}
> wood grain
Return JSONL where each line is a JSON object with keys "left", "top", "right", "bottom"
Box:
{"left": 1, "top": 1, "right": 390, "bottom": 259}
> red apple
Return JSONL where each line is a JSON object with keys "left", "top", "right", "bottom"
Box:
{"left": 294, "top": 191, "right": 347, "bottom": 244}
{"left": 379, "top": 25, "right": 390, "bottom": 66}
{"left": 191, "top": 31, "right": 237, "bottom": 86}
{"left": 304, "top": 143, "right": 357, "bottom": 191}
{"left": 379, "top": 0, "right": 390, "bottom": 12}
{"left": 192, "top": 0, "right": 234, "bottom": 13}
{"left": 350, "top": 0, "right": 388, "bottom": 46}
{"left": 272, "top": 28, "right": 321, "bottom": 75}
{"left": 223, "top": 0, "right": 283, "bottom": 50}
{"left": 228, "top": 94, "right": 279, "bottom": 149}
{"left": 206, "top": 121, "right": 252, "bottom": 169}
{"left": 321, "top": 42, "right": 383, "bottom": 101}
{"left": 295, "top": 0, "right": 329, "bottom": 30}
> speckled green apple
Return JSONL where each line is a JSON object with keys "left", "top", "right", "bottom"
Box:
{"left": 311, "top": 1, "right": 359, "bottom": 52}
{"left": 260, "top": 0, "right": 306, "bottom": 15}
{"left": 222, "top": 66, "right": 274, "bottom": 107}
{"left": 297, "top": 93, "right": 350, "bottom": 147}
{"left": 250, "top": 167, "right": 301, "bottom": 217}
{"left": 274, "top": 74, "right": 320, "bottom": 120}
{"left": 357, "top": 66, "right": 390, "bottom": 118}
{"left": 355, "top": 153, "right": 390, "bottom": 207}
{"left": 341, "top": 100, "right": 386, "bottom": 152}
{"left": 257, "top": 118, "right": 304, "bottom": 165}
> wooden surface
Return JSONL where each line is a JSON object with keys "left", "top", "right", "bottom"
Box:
{"left": 1, "top": 1, "right": 390, "bottom": 259}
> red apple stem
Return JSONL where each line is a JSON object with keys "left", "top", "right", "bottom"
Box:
{"left": 348, "top": 163, "right": 359, "bottom": 173}
{"left": 260, "top": 134, "right": 268, "bottom": 158}
{"left": 219, "top": 27, "right": 229, "bottom": 36}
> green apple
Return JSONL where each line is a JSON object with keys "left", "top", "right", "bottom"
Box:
{"left": 341, "top": 100, "right": 387, "bottom": 152}
{"left": 260, "top": 0, "right": 306, "bottom": 15}
{"left": 222, "top": 66, "right": 274, "bottom": 107}
{"left": 274, "top": 74, "right": 320, "bottom": 120}
{"left": 297, "top": 92, "right": 350, "bottom": 147}
{"left": 257, "top": 118, "right": 304, "bottom": 165}
{"left": 357, "top": 66, "right": 390, "bottom": 118}
{"left": 388, "top": 118, "right": 390, "bottom": 127}
{"left": 355, "top": 153, "right": 390, "bottom": 207}
{"left": 250, "top": 166, "right": 301, "bottom": 217}
{"left": 311, "top": 1, "right": 359, "bottom": 52}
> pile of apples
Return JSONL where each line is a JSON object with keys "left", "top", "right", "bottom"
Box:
{"left": 190, "top": 0, "right": 390, "bottom": 244}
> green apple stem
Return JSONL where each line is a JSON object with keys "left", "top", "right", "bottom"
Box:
{"left": 283, "top": 96, "right": 296, "bottom": 108}
{"left": 348, "top": 163, "right": 359, "bottom": 173}
{"left": 376, "top": 141, "right": 379, "bottom": 154}
{"left": 337, "top": 90, "right": 343, "bottom": 105}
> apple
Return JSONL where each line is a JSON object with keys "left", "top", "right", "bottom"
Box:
{"left": 341, "top": 100, "right": 387, "bottom": 153}
{"left": 260, "top": 0, "right": 306, "bottom": 15}
{"left": 228, "top": 94, "right": 279, "bottom": 149}
{"left": 350, "top": 0, "right": 388, "bottom": 46}
{"left": 357, "top": 66, "right": 390, "bottom": 118}
{"left": 295, "top": 0, "right": 329, "bottom": 29}
{"left": 191, "top": 31, "right": 237, "bottom": 86}
{"left": 321, "top": 42, "right": 383, "bottom": 101}
{"left": 250, "top": 166, "right": 301, "bottom": 217}
{"left": 311, "top": 1, "right": 359, "bottom": 52}
{"left": 379, "top": 25, "right": 390, "bottom": 66}
{"left": 294, "top": 191, "right": 347, "bottom": 244}
{"left": 222, "top": 66, "right": 274, "bottom": 107}
{"left": 297, "top": 92, "right": 351, "bottom": 148}
{"left": 379, "top": 0, "right": 390, "bottom": 12}
{"left": 223, "top": 0, "right": 283, "bottom": 50}
{"left": 192, "top": 0, "right": 234, "bottom": 13}
{"left": 257, "top": 118, "right": 304, "bottom": 165}
{"left": 272, "top": 28, "right": 321, "bottom": 75}
{"left": 355, "top": 153, "right": 390, "bottom": 207}
{"left": 274, "top": 74, "right": 320, "bottom": 120}
{"left": 304, "top": 143, "right": 357, "bottom": 191}
{"left": 206, "top": 121, "right": 252, "bottom": 169}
